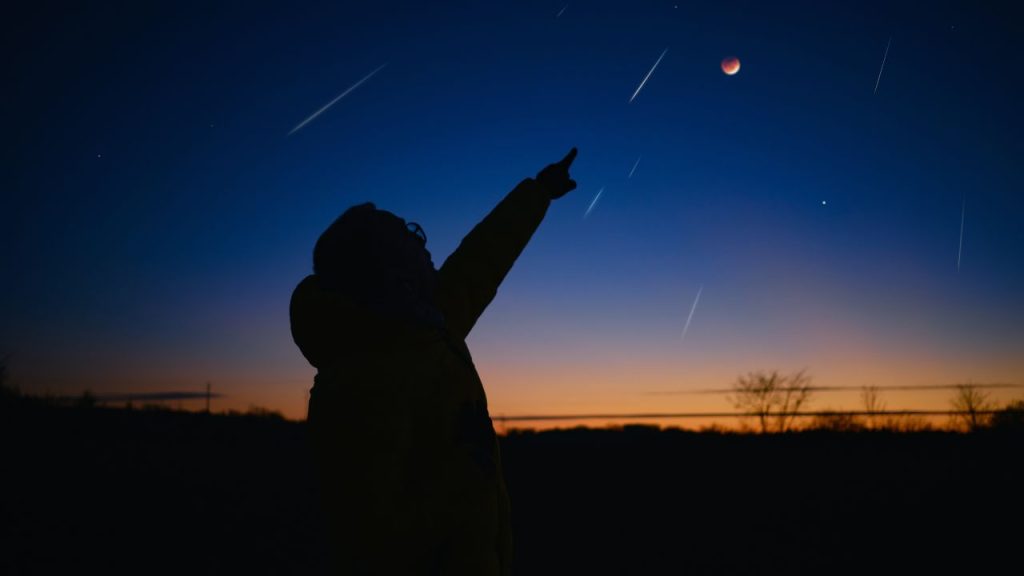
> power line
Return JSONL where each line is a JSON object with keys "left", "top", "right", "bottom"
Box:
{"left": 94, "top": 391, "right": 225, "bottom": 402}
{"left": 644, "top": 383, "right": 1024, "bottom": 396}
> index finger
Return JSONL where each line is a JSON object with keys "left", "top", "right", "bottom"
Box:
{"left": 557, "top": 147, "right": 578, "bottom": 169}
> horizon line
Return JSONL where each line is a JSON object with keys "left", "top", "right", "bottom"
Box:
{"left": 494, "top": 409, "right": 1019, "bottom": 422}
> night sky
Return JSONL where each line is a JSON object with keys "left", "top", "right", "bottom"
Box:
{"left": 4, "top": 1, "right": 1023, "bottom": 423}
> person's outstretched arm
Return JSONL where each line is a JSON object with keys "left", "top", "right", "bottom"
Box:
{"left": 437, "top": 148, "right": 578, "bottom": 341}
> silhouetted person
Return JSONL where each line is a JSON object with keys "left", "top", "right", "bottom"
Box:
{"left": 291, "top": 148, "right": 578, "bottom": 575}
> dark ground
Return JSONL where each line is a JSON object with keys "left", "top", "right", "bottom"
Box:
{"left": 1, "top": 398, "right": 1020, "bottom": 575}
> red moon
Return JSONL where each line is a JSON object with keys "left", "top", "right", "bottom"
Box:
{"left": 721, "top": 56, "right": 741, "bottom": 75}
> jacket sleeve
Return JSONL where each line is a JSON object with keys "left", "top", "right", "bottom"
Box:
{"left": 436, "top": 178, "right": 552, "bottom": 341}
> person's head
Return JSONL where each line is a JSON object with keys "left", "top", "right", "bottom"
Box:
{"left": 313, "top": 203, "right": 436, "bottom": 302}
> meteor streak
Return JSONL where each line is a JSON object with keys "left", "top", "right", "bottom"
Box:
{"left": 556, "top": 4, "right": 568, "bottom": 18}
{"left": 583, "top": 187, "right": 604, "bottom": 219}
{"left": 957, "top": 193, "right": 965, "bottom": 272}
{"left": 628, "top": 155, "right": 641, "bottom": 179}
{"left": 873, "top": 36, "right": 891, "bottom": 95}
{"left": 288, "top": 63, "right": 387, "bottom": 136}
{"left": 681, "top": 284, "right": 703, "bottom": 341}
{"left": 629, "top": 48, "right": 668, "bottom": 103}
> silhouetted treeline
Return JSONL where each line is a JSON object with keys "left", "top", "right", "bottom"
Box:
{"left": 0, "top": 396, "right": 324, "bottom": 575}
{"left": 1, "top": 396, "right": 1021, "bottom": 575}
{"left": 502, "top": 424, "right": 1022, "bottom": 575}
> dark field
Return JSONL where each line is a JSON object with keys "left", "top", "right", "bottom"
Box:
{"left": 2, "top": 399, "right": 1020, "bottom": 575}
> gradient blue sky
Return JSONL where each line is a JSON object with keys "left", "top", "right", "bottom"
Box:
{"left": 4, "top": 1, "right": 1023, "bottom": 421}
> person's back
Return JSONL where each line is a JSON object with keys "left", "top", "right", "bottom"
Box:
{"left": 290, "top": 149, "right": 578, "bottom": 575}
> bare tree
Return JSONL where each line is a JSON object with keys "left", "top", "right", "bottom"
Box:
{"left": 861, "top": 386, "right": 885, "bottom": 430}
{"left": 808, "top": 410, "right": 863, "bottom": 432}
{"left": 729, "top": 370, "right": 814, "bottom": 433}
{"left": 729, "top": 372, "right": 777, "bottom": 433}
{"left": 950, "top": 383, "right": 994, "bottom": 431}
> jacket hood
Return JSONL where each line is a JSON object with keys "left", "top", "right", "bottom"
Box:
{"left": 290, "top": 275, "right": 393, "bottom": 370}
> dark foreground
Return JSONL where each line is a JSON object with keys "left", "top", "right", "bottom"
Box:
{"left": 2, "top": 399, "right": 1020, "bottom": 575}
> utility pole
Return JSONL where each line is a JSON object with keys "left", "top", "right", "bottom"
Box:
{"left": 205, "top": 381, "right": 211, "bottom": 413}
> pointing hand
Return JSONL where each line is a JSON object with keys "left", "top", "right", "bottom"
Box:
{"left": 535, "top": 147, "right": 578, "bottom": 200}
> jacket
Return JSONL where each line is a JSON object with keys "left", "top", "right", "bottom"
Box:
{"left": 290, "top": 177, "right": 553, "bottom": 575}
